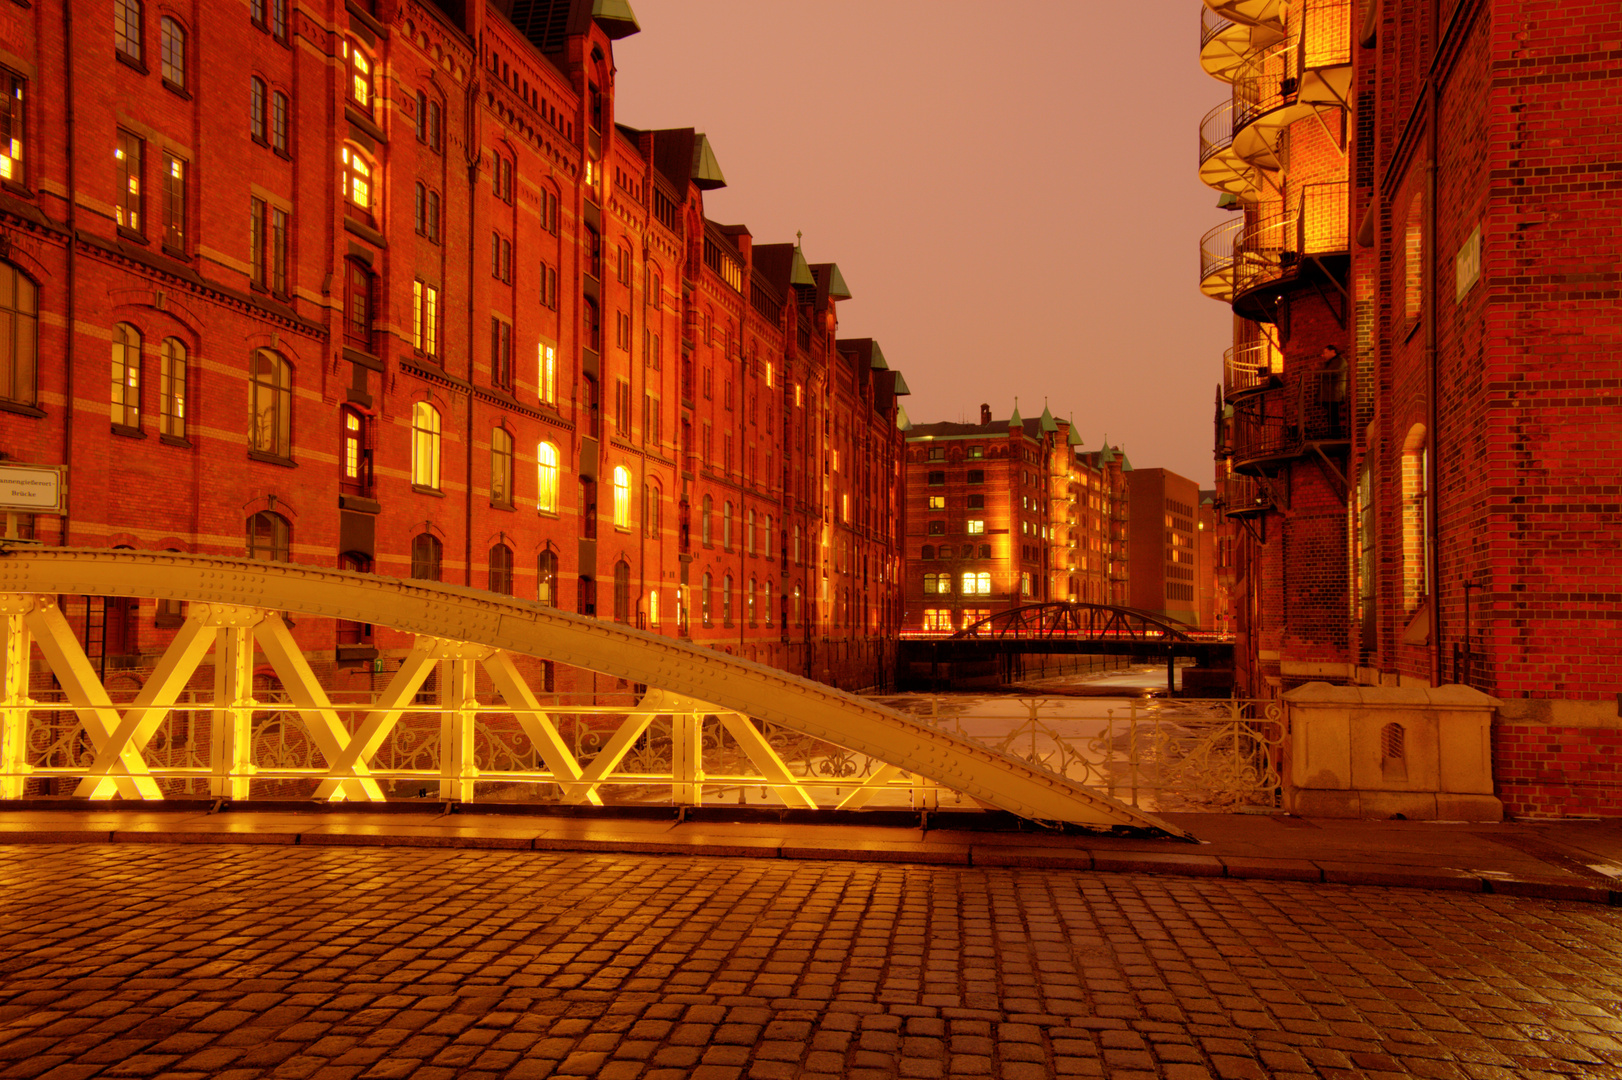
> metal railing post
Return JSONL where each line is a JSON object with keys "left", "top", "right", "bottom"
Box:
{"left": 439, "top": 656, "right": 476, "bottom": 802}
{"left": 209, "top": 623, "right": 255, "bottom": 800}
{"left": 0, "top": 604, "right": 33, "bottom": 799}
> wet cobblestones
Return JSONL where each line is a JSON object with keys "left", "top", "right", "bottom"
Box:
{"left": 1, "top": 844, "right": 1620, "bottom": 1079}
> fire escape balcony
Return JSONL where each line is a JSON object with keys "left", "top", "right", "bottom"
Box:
{"left": 1223, "top": 339, "right": 1279, "bottom": 402}
{"left": 1200, "top": 8, "right": 1256, "bottom": 82}
{"left": 1201, "top": 0, "right": 1283, "bottom": 32}
{"left": 1199, "top": 217, "right": 1243, "bottom": 303}
{"left": 1228, "top": 377, "right": 1350, "bottom": 476}
{"left": 1215, "top": 472, "right": 1273, "bottom": 519}
{"left": 1231, "top": 181, "right": 1350, "bottom": 320}
{"left": 1198, "top": 99, "right": 1259, "bottom": 202}
{"left": 1228, "top": 1, "right": 1353, "bottom": 171}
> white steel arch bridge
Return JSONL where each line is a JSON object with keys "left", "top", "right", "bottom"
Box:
{"left": 0, "top": 548, "right": 1188, "bottom": 838}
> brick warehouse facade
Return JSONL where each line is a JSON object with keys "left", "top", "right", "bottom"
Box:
{"left": 0, "top": 0, "right": 908, "bottom": 696}
{"left": 901, "top": 405, "right": 1132, "bottom": 634}
{"left": 1199, "top": 0, "right": 1622, "bottom": 815}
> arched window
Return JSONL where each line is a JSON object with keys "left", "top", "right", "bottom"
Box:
{"left": 115, "top": 0, "right": 143, "bottom": 62}
{"left": 765, "top": 580, "right": 774, "bottom": 626}
{"left": 340, "top": 406, "right": 369, "bottom": 494}
{"left": 249, "top": 348, "right": 291, "bottom": 457}
{"left": 582, "top": 296, "right": 600, "bottom": 351}
{"left": 1, "top": 262, "right": 39, "bottom": 408}
{"left": 411, "top": 401, "right": 440, "bottom": 489}
{"left": 701, "top": 495, "right": 713, "bottom": 546}
{"left": 111, "top": 323, "right": 141, "bottom": 429}
{"left": 648, "top": 587, "right": 660, "bottom": 628}
{"left": 746, "top": 509, "right": 755, "bottom": 555}
{"left": 488, "top": 543, "right": 513, "bottom": 595}
{"left": 722, "top": 501, "right": 733, "bottom": 550}
{"left": 537, "top": 549, "right": 558, "bottom": 606}
{"left": 410, "top": 533, "right": 442, "bottom": 581}
{"left": 246, "top": 510, "right": 289, "bottom": 562}
{"left": 921, "top": 545, "right": 935, "bottom": 561}
{"left": 250, "top": 77, "right": 267, "bottom": 142}
{"left": 536, "top": 441, "right": 559, "bottom": 512}
{"left": 613, "top": 559, "right": 630, "bottom": 623}
{"left": 701, "top": 571, "right": 712, "bottom": 627}
{"left": 1402, "top": 425, "right": 1429, "bottom": 611}
{"left": 722, "top": 574, "right": 733, "bottom": 626}
{"left": 158, "top": 338, "right": 186, "bottom": 439}
{"left": 490, "top": 427, "right": 514, "bottom": 505}
{"left": 271, "top": 91, "right": 288, "bottom": 154}
{"left": 792, "top": 524, "right": 801, "bottom": 565}
{"left": 747, "top": 577, "right": 756, "bottom": 625}
{"left": 793, "top": 584, "right": 802, "bottom": 626}
{"left": 340, "top": 144, "right": 373, "bottom": 220}
{"left": 159, "top": 16, "right": 185, "bottom": 88}
{"left": 584, "top": 225, "right": 601, "bottom": 279}
{"left": 612, "top": 465, "right": 630, "bottom": 528}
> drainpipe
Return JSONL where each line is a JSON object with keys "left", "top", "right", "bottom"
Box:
{"left": 1425, "top": 2, "right": 1442, "bottom": 687}
{"left": 60, "top": 2, "right": 76, "bottom": 545}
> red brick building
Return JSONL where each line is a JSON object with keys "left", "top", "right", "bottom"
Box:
{"left": 1125, "top": 467, "right": 1206, "bottom": 627}
{"left": 0, "top": 0, "right": 907, "bottom": 692}
{"left": 1199, "top": 0, "right": 1622, "bottom": 814}
{"left": 901, "top": 405, "right": 1129, "bottom": 633}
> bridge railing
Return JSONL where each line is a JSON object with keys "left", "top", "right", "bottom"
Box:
{"left": 885, "top": 695, "right": 1284, "bottom": 813}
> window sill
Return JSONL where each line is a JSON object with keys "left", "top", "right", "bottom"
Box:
{"left": 340, "top": 494, "right": 381, "bottom": 513}
{"left": 111, "top": 423, "right": 146, "bottom": 439}
{"left": 162, "top": 78, "right": 190, "bottom": 100}
{"left": 153, "top": 614, "right": 185, "bottom": 629}
{"left": 0, "top": 400, "right": 45, "bottom": 419}
{"left": 412, "top": 484, "right": 445, "bottom": 498}
{"left": 490, "top": 501, "right": 515, "bottom": 512}
{"left": 343, "top": 215, "right": 387, "bottom": 247}
{"left": 343, "top": 345, "right": 382, "bottom": 371}
{"left": 346, "top": 105, "right": 386, "bottom": 144}
{"left": 159, "top": 434, "right": 191, "bottom": 448}
{"left": 346, "top": 0, "right": 387, "bottom": 38}
{"left": 273, "top": 146, "right": 292, "bottom": 162}
{"left": 115, "top": 51, "right": 147, "bottom": 74}
{"left": 337, "top": 646, "right": 380, "bottom": 663}
{"left": 2, "top": 178, "right": 33, "bottom": 200}
{"left": 537, "top": 509, "right": 559, "bottom": 518}
{"left": 247, "top": 449, "right": 296, "bottom": 467}
{"left": 117, "top": 225, "right": 147, "bottom": 245}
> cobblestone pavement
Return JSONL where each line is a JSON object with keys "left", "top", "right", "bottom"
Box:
{"left": 2, "top": 845, "right": 1620, "bottom": 1080}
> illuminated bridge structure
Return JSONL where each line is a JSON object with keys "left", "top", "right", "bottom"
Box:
{"left": 898, "top": 603, "right": 1235, "bottom": 690}
{"left": 0, "top": 548, "right": 1187, "bottom": 837}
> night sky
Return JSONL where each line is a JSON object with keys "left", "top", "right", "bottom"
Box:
{"left": 614, "top": 0, "right": 1234, "bottom": 485}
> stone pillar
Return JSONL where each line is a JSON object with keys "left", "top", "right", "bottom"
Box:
{"left": 1282, "top": 682, "right": 1502, "bottom": 821}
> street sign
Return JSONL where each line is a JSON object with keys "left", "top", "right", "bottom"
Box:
{"left": 0, "top": 462, "right": 66, "bottom": 513}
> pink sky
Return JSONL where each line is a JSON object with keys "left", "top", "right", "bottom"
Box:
{"left": 613, "top": 0, "right": 1231, "bottom": 485}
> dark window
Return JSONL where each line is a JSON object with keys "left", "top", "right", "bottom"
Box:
{"left": 159, "top": 337, "right": 186, "bottom": 439}
{"left": 490, "top": 317, "right": 512, "bottom": 391}
{"left": 249, "top": 348, "right": 291, "bottom": 457}
{"left": 111, "top": 322, "right": 141, "bottom": 429}
{"left": 537, "top": 550, "right": 557, "bottom": 605}
{"left": 613, "top": 560, "right": 630, "bottom": 623}
{"left": 337, "top": 553, "right": 373, "bottom": 645}
{"left": 250, "top": 78, "right": 266, "bottom": 142}
{"left": 247, "top": 511, "right": 290, "bottom": 561}
{"left": 115, "top": 130, "right": 143, "bottom": 235}
{"left": 410, "top": 533, "right": 442, "bottom": 580}
{"left": 159, "top": 17, "right": 185, "bottom": 88}
{"left": 115, "top": 0, "right": 143, "bottom": 64}
{"left": 927, "top": 470, "right": 945, "bottom": 486}
{"left": 271, "top": 91, "right": 288, "bottom": 154}
{"left": 489, "top": 543, "right": 514, "bottom": 595}
{"left": 967, "top": 469, "right": 985, "bottom": 484}
{"left": 1, "top": 261, "right": 39, "bottom": 406}
{"left": 344, "top": 258, "right": 373, "bottom": 350}
{"left": 966, "top": 494, "right": 985, "bottom": 509}
{"left": 927, "top": 521, "right": 945, "bottom": 536}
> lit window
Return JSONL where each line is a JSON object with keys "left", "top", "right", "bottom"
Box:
{"left": 922, "top": 609, "right": 952, "bottom": 632}
{"left": 341, "top": 407, "right": 367, "bottom": 492}
{"left": 249, "top": 349, "right": 291, "bottom": 456}
{"left": 961, "top": 572, "right": 992, "bottom": 596}
{"left": 967, "top": 520, "right": 985, "bottom": 535}
{"left": 111, "top": 322, "right": 141, "bottom": 429}
{"left": 114, "top": 130, "right": 143, "bottom": 234}
{"left": 536, "top": 441, "right": 559, "bottom": 513}
{"left": 345, "top": 40, "right": 372, "bottom": 113}
{"left": 159, "top": 338, "right": 186, "bottom": 439}
{"left": 411, "top": 401, "right": 441, "bottom": 489}
{"left": 341, "top": 145, "right": 372, "bottom": 215}
{"left": 161, "top": 153, "right": 185, "bottom": 253}
{"left": 928, "top": 495, "right": 945, "bottom": 510}
{"left": 159, "top": 17, "right": 185, "bottom": 88}
{"left": 115, "top": 0, "right": 143, "bottom": 63}
{"left": 491, "top": 427, "right": 514, "bottom": 505}
{"left": 923, "top": 573, "right": 951, "bottom": 596}
{"left": 611, "top": 465, "right": 631, "bottom": 528}
{"left": 1, "top": 71, "right": 25, "bottom": 183}
{"left": 412, "top": 280, "right": 439, "bottom": 357}
{"left": 0, "top": 261, "right": 39, "bottom": 407}
{"left": 648, "top": 587, "right": 660, "bottom": 627}
{"left": 537, "top": 342, "right": 556, "bottom": 404}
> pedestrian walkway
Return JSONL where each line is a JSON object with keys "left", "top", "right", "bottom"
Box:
{"left": 3, "top": 806, "right": 1620, "bottom": 905}
{"left": 1, "top": 840, "right": 1620, "bottom": 1080}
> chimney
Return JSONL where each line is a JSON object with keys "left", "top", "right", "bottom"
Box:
{"left": 979, "top": 403, "right": 991, "bottom": 425}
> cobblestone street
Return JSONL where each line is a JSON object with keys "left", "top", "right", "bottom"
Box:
{"left": 2, "top": 844, "right": 1620, "bottom": 1080}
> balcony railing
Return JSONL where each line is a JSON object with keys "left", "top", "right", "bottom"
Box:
{"left": 1199, "top": 217, "right": 1244, "bottom": 301}
{"left": 1199, "top": 99, "right": 1236, "bottom": 169}
{"left": 1216, "top": 473, "right": 1272, "bottom": 518}
{"left": 1231, "top": 0, "right": 1351, "bottom": 132}
{"left": 1201, "top": 5, "right": 1235, "bottom": 46}
{"left": 1229, "top": 379, "right": 1349, "bottom": 470}
{"left": 1223, "top": 339, "right": 1276, "bottom": 400}
{"left": 1231, "top": 182, "right": 1348, "bottom": 300}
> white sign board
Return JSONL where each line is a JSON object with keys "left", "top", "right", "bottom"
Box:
{"left": 0, "top": 463, "right": 65, "bottom": 512}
